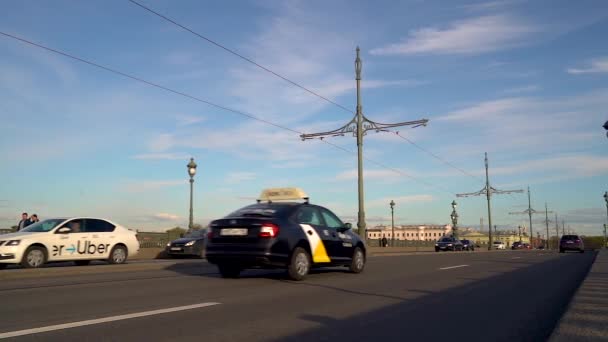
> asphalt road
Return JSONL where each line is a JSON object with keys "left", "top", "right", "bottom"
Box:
{"left": 0, "top": 250, "right": 596, "bottom": 342}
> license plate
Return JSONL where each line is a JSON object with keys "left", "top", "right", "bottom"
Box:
{"left": 171, "top": 247, "right": 182, "bottom": 251}
{"left": 566, "top": 241, "right": 573, "bottom": 244}
{"left": 220, "top": 228, "right": 248, "bottom": 236}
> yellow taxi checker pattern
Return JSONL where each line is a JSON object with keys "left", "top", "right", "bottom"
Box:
{"left": 299, "top": 224, "right": 331, "bottom": 263}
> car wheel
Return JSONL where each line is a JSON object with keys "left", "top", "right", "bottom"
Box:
{"left": 0, "top": 264, "right": 7, "bottom": 270}
{"left": 559, "top": 249, "right": 564, "bottom": 253}
{"left": 218, "top": 263, "right": 241, "bottom": 278}
{"left": 108, "top": 245, "right": 128, "bottom": 264}
{"left": 21, "top": 246, "right": 47, "bottom": 268}
{"left": 580, "top": 249, "right": 584, "bottom": 253}
{"left": 287, "top": 247, "right": 311, "bottom": 281}
{"left": 74, "top": 260, "right": 91, "bottom": 266}
{"left": 435, "top": 248, "right": 439, "bottom": 252}
{"left": 349, "top": 247, "right": 365, "bottom": 274}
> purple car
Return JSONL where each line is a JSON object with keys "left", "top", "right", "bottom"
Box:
{"left": 559, "top": 234, "right": 584, "bottom": 253}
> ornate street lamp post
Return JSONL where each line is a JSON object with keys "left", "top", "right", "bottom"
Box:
{"left": 450, "top": 200, "right": 458, "bottom": 239}
{"left": 390, "top": 200, "right": 395, "bottom": 247}
{"left": 187, "top": 158, "right": 197, "bottom": 232}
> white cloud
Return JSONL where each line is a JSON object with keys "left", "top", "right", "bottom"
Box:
{"left": 153, "top": 213, "right": 181, "bottom": 221}
{"left": 368, "top": 195, "right": 435, "bottom": 208}
{"left": 225, "top": 172, "right": 256, "bottom": 184}
{"left": 175, "top": 114, "right": 206, "bottom": 126}
{"left": 148, "top": 133, "right": 174, "bottom": 152}
{"left": 132, "top": 153, "right": 190, "bottom": 160}
{"left": 567, "top": 57, "right": 608, "bottom": 74}
{"left": 334, "top": 169, "right": 406, "bottom": 182}
{"left": 501, "top": 85, "right": 540, "bottom": 94}
{"left": 123, "top": 180, "right": 186, "bottom": 193}
{"left": 491, "top": 155, "right": 608, "bottom": 178}
{"left": 460, "top": 0, "right": 520, "bottom": 12}
{"left": 370, "top": 15, "right": 536, "bottom": 56}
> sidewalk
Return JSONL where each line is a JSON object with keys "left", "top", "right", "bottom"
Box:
{"left": 550, "top": 249, "right": 608, "bottom": 341}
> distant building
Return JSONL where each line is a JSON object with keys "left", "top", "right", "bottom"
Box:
{"left": 460, "top": 230, "right": 530, "bottom": 247}
{"left": 367, "top": 224, "right": 453, "bottom": 241}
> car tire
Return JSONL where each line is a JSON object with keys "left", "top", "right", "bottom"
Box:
{"left": 580, "top": 249, "right": 584, "bottom": 253}
{"left": 108, "top": 245, "right": 128, "bottom": 264}
{"left": 218, "top": 263, "right": 242, "bottom": 278}
{"left": 287, "top": 247, "right": 311, "bottom": 281}
{"left": 74, "top": 260, "right": 91, "bottom": 266}
{"left": 0, "top": 264, "right": 7, "bottom": 270}
{"left": 435, "top": 248, "right": 439, "bottom": 252}
{"left": 349, "top": 247, "right": 365, "bottom": 274}
{"left": 21, "top": 246, "right": 47, "bottom": 268}
{"left": 559, "top": 249, "right": 564, "bottom": 253}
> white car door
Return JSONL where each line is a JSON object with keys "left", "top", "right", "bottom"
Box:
{"left": 81, "top": 218, "right": 114, "bottom": 259}
{"left": 46, "top": 219, "right": 86, "bottom": 261}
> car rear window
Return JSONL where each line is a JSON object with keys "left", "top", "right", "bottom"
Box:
{"left": 225, "top": 204, "right": 293, "bottom": 218}
{"left": 562, "top": 235, "right": 579, "bottom": 240}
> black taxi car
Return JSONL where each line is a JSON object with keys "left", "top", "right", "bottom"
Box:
{"left": 205, "top": 188, "right": 366, "bottom": 280}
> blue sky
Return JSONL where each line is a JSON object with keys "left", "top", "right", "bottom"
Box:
{"left": 1, "top": 0, "right": 607, "bottom": 234}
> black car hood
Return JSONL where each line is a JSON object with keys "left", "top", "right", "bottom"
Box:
{"left": 171, "top": 237, "right": 204, "bottom": 243}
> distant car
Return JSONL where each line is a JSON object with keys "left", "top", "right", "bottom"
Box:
{"left": 435, "top": 237, "right": 464, "bottom": 252}
{"left": 560, "top": 235, "right": 584, "bottom": 253}
{"left": 460, "top": 239, "right": 475, "bottom": 251}
{"left": 492, "top": 241, "right": 506, "bottom": 250}
{"left": 0, "top": 217, "right": 139, "bottom": 269}
{"left": 165, "top": 229, "right": 207, "bottom": 258}
{"left": 511, "top": 241, "right": 531, "bottom": 250}
{"left": 205, "top": 188, "right": 366, "bottom": 280}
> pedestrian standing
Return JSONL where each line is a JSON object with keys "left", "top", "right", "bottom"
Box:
{"left": 17, "top": 212, "right": 32, "bottom": 231}
{"left": 30, "top": 214, "right": 40, "bottom": 224}
{"left": 382, "top": 235, "right": 388, "bottom": 248}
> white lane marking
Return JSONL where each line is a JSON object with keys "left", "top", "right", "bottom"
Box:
{"left": 511, "top": 257, "right": 522, "bottom": 259}
{"left": 0, "top": 302, "right": 220, "bottom": 339}
{"left": 439, "top": 264, "right": 469, "bottom": 270}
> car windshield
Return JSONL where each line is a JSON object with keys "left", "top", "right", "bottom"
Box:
{"left": 439, "top": 237, "right": 452, "bottom": 242}
{"left": 20, "top": 218, "right": 65, "bottom": 233}
{"left": 562, "top": 235, "right": 578, "bottom": 240}
{"left": 183, "top": 230, "right": 207, "bottom": 239}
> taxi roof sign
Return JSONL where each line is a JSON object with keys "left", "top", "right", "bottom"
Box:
{"left": 257, "top": 187, "right": 309, "bottom": 203}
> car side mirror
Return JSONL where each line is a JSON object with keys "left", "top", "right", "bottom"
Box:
{"left": 338, "top": 223, "right": 352, "bottom": 233}
{"left": 57, "top": 227, "right": 71, "bottom": 234}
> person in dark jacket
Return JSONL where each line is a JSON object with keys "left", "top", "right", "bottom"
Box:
{"left": 30, "top": 214, "right": 40, "bottom": 224}
{"left": 17, "top": 213, "right": 32, "bottom": 231}
{"left": 381, "top": 235, "right": 388, "bottom": 248}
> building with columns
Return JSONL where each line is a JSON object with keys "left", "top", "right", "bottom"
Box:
{"left": 366, "top": 224, "right": 453, "bottom": 241}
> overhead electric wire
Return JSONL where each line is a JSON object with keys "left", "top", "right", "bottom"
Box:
{"left": 127, "top": 0, "right": 481, "bottom": 187}
{"left": 127, "top": 0, "right": 353, "bottom": 115}
{"left": 0, "top": 30, "right": 455, "bottom": 196}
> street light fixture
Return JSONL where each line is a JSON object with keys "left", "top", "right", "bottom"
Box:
{"left": 187, "top": 158, "right": 197, "bottom": 232}
{"left": 390, "top": 200, "right": 395, "bottom": 247}
{"left": 450, "top": 200, "right": 458, "bottom": 239}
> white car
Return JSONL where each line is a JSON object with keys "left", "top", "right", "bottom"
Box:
{"left": 493, "top": 241, "right": 506, "bottom": 250}
{"left": 0, "top": 217, "right": 139, "bottom": 269}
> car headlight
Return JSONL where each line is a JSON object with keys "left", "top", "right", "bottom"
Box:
{"left": 447, "top": 243, "right": 453, "bottom": 246}
{"left": 166, "top": 242, "right": 171, "bottom": 247}
{"left": 185, "top": 240, "right": 196, "bottom": 247}
{"left": 435, "top": 244, "right": 439, "bottom": 246}
{"left": 6, "top": 240, "right": 20, "bottom": 246}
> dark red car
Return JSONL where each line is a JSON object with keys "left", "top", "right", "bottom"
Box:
{"left": 559, "top": 235, "right": 584, "bottom": 253}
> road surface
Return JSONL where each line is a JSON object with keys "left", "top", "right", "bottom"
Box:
{"left": 0, "top": 251, "right": 596, "bottom": 341}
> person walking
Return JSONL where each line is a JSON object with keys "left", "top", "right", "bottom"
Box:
{"left": 17, "top": 212, "right": 32, "bottom": 231}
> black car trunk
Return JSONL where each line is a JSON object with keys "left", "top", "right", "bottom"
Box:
{"left": 209, "top": 216, "right": 276, "bottom": 244}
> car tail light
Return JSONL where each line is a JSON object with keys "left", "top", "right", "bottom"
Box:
{"left": 259, "top": 223, "right": 280, "bottom": 238}
{"left": 207, "top": 230, "right": 214, "bottom": 239}
{"left": 575, "top": 239, "right": 581, "bottom": 243}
